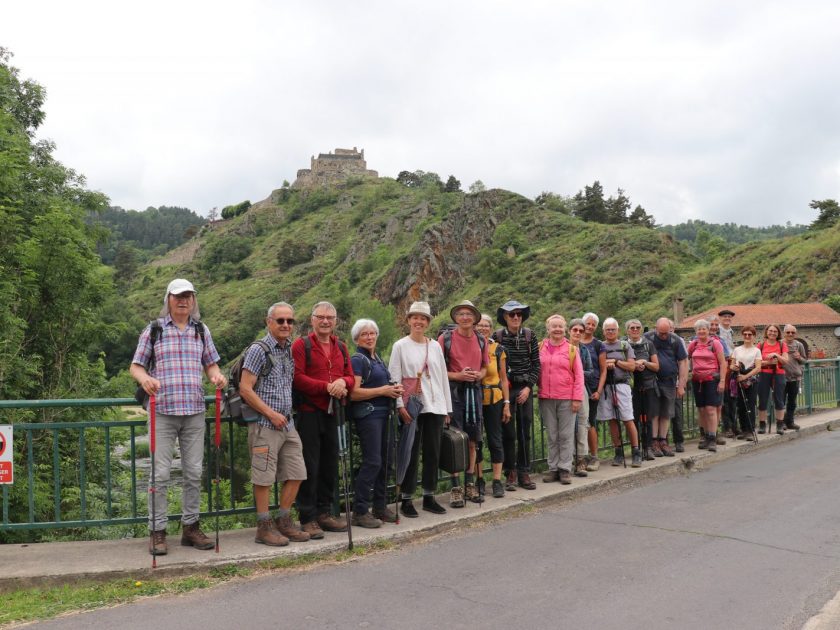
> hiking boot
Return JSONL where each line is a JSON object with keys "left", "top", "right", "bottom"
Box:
{"left": 675, "top": 442, "right": 685, "bottom": 453}
{"left": 611, "top": 447, "right": 624, "bottom": 466}
{"left": 738, "top": 431, "right": 755, "bottom": 442}
{"left": 660, "top": 441, "right": 675, "bottom": 457}
{"left": 477, "top": 477, "right": 486, "bottom": 498}
{"left": 707, "top": 441, "right": 717, "bottom": 453}
{"left": 373, "top": 506, "right": 398, "bottom": 523}
{"left": 574, "top": 460, "right": 589, "bottom": 476}
{"left": 181, "top": 521, "right": 214, "bottom": 550}
{"left": 317, "top": 514, "right": 348, "bottom": 532}
{"left": 542, "top": 469, "right": 559, "bottom": 483}
{"left": 149, "top": 530, "right": 167, "bottom": 556}
{"left": 631, "top": 448, "right": 642, "bottom": 468}
{"left": 518, "top": 473, "right": 537, "bottom": 490}
{"left": 776, "top": 423, "right": 785, "bottom": 435}
{"left": 492, "top": 479, "right": 505, "bottom": 498}
{"left": 585, "top": 455, "right": 600, "bottom": 472}
{"left": 725, "top": 429, "right": 737, "bottom": 439}
{"left": 786, "top": 421, "right": 801, "bottom": 431}
{"left": 716, "top": 435, "right": 726, "bottom": 445}
{"left": 449, "top": 485, "right": 465, "bottom": 508}
{"left": 758, "top": 422, "right": 767, "bottom": 434}
{"left": 301, "top": 520, "right": 325, "bottom": 539}
{"left": 465, "top": 483, "right": 483, "bottom": 503}
{"left": 504, "top": 471, "right": 518, "bottom": 491}
{"left": 698, "top": 436, "right": 710, "bottom": 450}
{"left": 352, "top": 512, "right": 383, "bottom": 529}
{"left": 559, "top": 470, "right": 572, "bottom": 484}
{"left": 275, "top": 514, "right": 311, "bottom": 542}
{"left": 255, "top": 519, "right": 289, "bottom": 546}
{"left": 423, "top": 496, "right": 446, "bottom": 514}
{"left": 643, "top": 447, "right": 656, "bottom": 461}
{"left": 650, "top": 440, "right": 663, "bottom": 457}
{"left": 400, "top": 499, "right": 419, "bottom": 518}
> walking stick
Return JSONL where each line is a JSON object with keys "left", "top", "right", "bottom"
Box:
{"left": 334, "top": 397, "right": 354, "bottom": 550}
{"left": 392, "top": 402, "right": 401, "bottom": 525}
{"left": 738, "top": 380, "right": 759, "bottom": 444}
{"left": 609, "top": 371, "right": 626, "bottom": 468}
{"left": 149, "top": 394, "right": 157, "bottom": 569}
{"left": 214, "top": 388, "right": 222, "bottom": 553}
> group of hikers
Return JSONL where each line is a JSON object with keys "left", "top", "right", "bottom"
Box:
{"left": 131, "top": 279, "right": 808, "bottom": 555}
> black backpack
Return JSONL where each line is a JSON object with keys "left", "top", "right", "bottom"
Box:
{"left": 224, "top": 340, "right": 276, "bottom": 426}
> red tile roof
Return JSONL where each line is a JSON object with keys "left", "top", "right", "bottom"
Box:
{"left": 678, "top": 303, "right": 840, "bottom": 329}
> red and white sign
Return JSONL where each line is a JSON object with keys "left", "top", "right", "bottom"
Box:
{"left": 0, "top": 425, "right": 12, "bottom": 484}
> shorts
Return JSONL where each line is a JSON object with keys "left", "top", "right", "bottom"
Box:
{"left": 596, "top": 383, "right": 634, "bottom": 422}
{"left": 693, "top": 379, "right": 721, "bottom": 408}
{"left": 654, "top": 385, "right": 676, "bottom": 419}
{"left": 248, "top": 423, "right": 307, "bottom": 486}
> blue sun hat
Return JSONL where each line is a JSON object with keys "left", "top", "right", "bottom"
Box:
{"left": 496, "top": 300, "right": 531, "bottom": 326}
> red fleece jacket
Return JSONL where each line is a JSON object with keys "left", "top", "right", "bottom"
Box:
{"left": 292, "top": 333, "right": 355, "bottom": 412}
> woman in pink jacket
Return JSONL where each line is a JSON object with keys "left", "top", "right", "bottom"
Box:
{"left": 538, "top": 315, "right": 585, "bottom": 485}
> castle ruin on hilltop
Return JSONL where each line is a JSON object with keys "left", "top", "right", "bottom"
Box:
{"left": 292, "top": 147, "right": 378, "bottom": 188}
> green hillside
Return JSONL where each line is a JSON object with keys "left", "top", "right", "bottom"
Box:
{"left": 118, "top": 178, "right": 840, "bottom": 370}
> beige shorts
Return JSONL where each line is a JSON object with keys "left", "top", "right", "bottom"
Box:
{"left": 248, "top": 423, "right": 307, "bottom": 486}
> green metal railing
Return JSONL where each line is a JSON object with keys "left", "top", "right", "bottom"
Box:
{"left": 1, "top": 357, "right": 837, "bottom": 536}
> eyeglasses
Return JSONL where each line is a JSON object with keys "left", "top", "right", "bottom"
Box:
{"left": 456, "top": 311, "right": 474, "bottom": 318}
{"left": 272, "top": 318, "right": 295, "bottom": 325}
{"left": 507, "top": 312, "right": 523, "bottom": 318}
{"left": 313, "top": 314, "right": 336, "bottom": 322}
{"left": 570, "top": 328, "right": 585, "bottom": 334}
{"left": 742, "top": 333, "right": 754, "bottom": 337}
{"left": 784, "top": 331, "right": 796, "bottom": 335}
{"left": 628, "top": 326, "right": 641, "bottom": 330}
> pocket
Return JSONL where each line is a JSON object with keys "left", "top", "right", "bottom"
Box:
{"left": 252, "top": 444, "right": 270, "bottom": 472}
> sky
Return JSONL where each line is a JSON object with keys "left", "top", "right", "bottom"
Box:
{"left": 3, "top": 0, "right": 840, "bottom": 226}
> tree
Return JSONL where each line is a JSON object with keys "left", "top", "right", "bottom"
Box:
{"left": 469, "top": 180, "right": 486, "bottom": 193}
{"left": 604, "top": 188, "right": 631, "bottom": 224}
{"left": 809, "top": 199, "right": 840, "bottom": 230}
{"left": 535, "top": 192, "right": 572, "bottom": 214}
{"left": 628, "top": 204, "right": 656, "bottom": 228}
{"left": 572, "top": 181, "right": 607, "bottom": 223}
{"left": 207, "top": 206, "right": 219, "bottom": 222}
{"left": 444, "top": 175, "right": 462, "bottom": 193}
{"left": 396, "top": 170, "right": 422, "bottom": 187}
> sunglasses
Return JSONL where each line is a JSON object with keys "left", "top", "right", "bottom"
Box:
{"left": 272, "top": 318, "right": 295, "bottom": 325}
{"left": 507, "top": 312, "right": 523, "bottom": 318}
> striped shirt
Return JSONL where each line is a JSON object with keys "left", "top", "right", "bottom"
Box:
{"left": 131, "top": 316, "right": 220, "bottom": 416}
{"left": 243, "top": 334, "right": 295, "bottom": 430}
{"left": 494, "top": 327, "right": 541, "bottom": 387}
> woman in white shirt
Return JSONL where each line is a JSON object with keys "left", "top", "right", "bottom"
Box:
{"left": 731, "top": 325, "right": 762, "bottom": 440}
{"left": 388, "top": 301, "right": 452, "bottom": 517}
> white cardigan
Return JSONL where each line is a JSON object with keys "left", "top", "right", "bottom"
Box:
{"left": 388, "top": 336, "right": 453, "bottom": 416}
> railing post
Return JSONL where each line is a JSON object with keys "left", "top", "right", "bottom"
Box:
{"left": 803, "top": 361, "right": 813, "bottom": 414}
{"left": 835, "top": 358, "right": 840, "bottom": 407}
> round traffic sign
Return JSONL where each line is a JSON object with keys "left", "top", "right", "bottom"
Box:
{"left": 0, "top": 431, "right": 6, "bottom": 458}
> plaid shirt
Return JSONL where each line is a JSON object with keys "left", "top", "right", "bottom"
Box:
{"left": 242, "top": 334, "right": 294, "bottom": 430}
{"left": 131, "top": 316, "right": 220, "bottom": 416}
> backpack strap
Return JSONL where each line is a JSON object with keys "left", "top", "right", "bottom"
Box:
{"left": 304, "top": 335, "right": 349, "bottom": 371}
{"left": 352, "top": 352, "right": 373, "bottom": 385}
{"left": 145, "top": 319, "right": 164, "bottom": 371}
{"left": 494, "top": 342, "right": 503, "bottom": 376}
{"left": 443, "top": 329, "right": 453, "bottom": 365}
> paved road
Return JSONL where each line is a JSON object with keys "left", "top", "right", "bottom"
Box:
{"left": 34, "top": 431, "right": 840, "bottom": 630}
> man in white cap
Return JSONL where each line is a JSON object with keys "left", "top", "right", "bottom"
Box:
{"left": 131, "top": 279, "right": 227, "bottom": 556}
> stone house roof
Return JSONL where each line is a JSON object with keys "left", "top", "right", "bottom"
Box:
{"left": 678, "top": 303, "right": 840, "bottom": 330}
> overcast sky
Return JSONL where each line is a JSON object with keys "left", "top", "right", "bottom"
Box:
{"left": 3, "top": 1, "right": 839, "bottom": 226}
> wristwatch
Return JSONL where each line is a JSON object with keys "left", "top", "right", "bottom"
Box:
{"left": 503, "top": 400, "right": 510, "bottom": 404}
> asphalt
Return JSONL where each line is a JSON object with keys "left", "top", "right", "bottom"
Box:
{"left": 3, "top": 407, "right": 840, "bottom": 593}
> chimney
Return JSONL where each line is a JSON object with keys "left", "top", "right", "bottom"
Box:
{"left": 673, "top": 297, "right": 685, "bottom": 327}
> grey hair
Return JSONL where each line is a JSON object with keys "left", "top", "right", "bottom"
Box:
{"left": 625, "top": 318, "right": 642, "bottom": 330}
{"left": 160, "top": 293, "right": 201, "bottom": 320}
{"left": 351, "top": 318, "right": 379, "bottom": 342}
{"left": 569, "top": 318, "right": 586, "bottom": 330}
{"left": 266, "top": 301, "right": 294, "bottom": 319}
{"left": 311, "top": 301, "right": 337, "bottom": 316}
{"left": 694, "top": 318, "right": 711, "bottom": 331}
{"left": 480, "top": 313, "right": 493, "bottom": 326}
{"left": 709, "top": 315, "right": 720, "bottom": 323}
{"left": 582, "top": 312, "right": 599, "bottom": 326}
{"left": 602, "top": 317, "right": 619, "bottom": 329}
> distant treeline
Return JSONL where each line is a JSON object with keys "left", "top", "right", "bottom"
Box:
{"left": 659, "top": 219, "right": 807, "bottom": 244}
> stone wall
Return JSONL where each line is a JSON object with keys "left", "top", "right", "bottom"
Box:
{"left": 292, "top": 147, "right": 378, "bottom": 189}
{"left": 677, "top": 325, "right": 840, "bottom": 358}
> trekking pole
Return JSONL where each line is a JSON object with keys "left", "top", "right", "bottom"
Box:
{"left": 609, "top": 372, "right": 626, "bottom": 468}
{"left": 335, "top": 397, "right": 354, "bottom": 550}
{"left": 385, "top": 394, "right": 393, "bottom": 524}
{"left": 739, "top": 382, "right": 759, "bottom": 444}
{"left": 149, "top": 394, "right": 157, "bottom": 569}
{"left": 214, "top": 388, "right": 222, "bottom": 553}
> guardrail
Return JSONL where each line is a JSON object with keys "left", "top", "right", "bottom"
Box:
{"left": 1, "top": 357, "right": 836, "bottom": 538}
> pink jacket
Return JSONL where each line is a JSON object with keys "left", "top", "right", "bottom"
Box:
{"left": 538, "top": 338, "right": 585, "bottom": 401}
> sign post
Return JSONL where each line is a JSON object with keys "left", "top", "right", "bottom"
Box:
{"left": 0, "top": 425, "right": 13, "bottom": 484}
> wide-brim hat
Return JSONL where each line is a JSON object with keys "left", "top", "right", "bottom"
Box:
{"left": 407, "top": 301, "right": 432, "bottom": 321}
{"left": 164, "top": 278, "right": 196, "bottom": 305}
{"left": 450, "top": 300, "right": 481, "bottom": 324}
{"left": 497, "top": 300, "right": 530, "bottom": 326}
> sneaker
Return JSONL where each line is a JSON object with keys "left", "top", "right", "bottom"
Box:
{"left": 400, "top": 499, "right": 419, "bottom": 518}
{"left": 465, "top": 483, "right": 483, "bottom": 503}
{"left": 518, "top": 473, "right": 537, "bottom": 490}
{"left": 559, "top": 470, "right": 572, "bottom": 484}
{"left": 255, "top": 519, "right": 289, "bottom": 546}
{"left": 675, "top": 442, "right": 685, "bottom": 453}
{"left": 449, "top": 485, "right": 465, "bottom": 508}
{"left": 786, "top": 421, "right": 801, "bottom": 431}
{"left": 716, "top": 435, "right": 726, "bottom": 445}
{"left": 776, "top": 423, "right": 785, "bottom": 435}
{"left": 301, "top": 520, "right": 325, "bottom": 539}
{"left": 492, "top": 479, "right": 505, "bottom": 498}
{"left": 423, "top": 496, "right": 447, "bottom": 514}
{"left": 611, "top": 447, "right": 624, "bottom": 466}
{"left": 650, "top": 441, "right": 663, "bottom": 457}
{"left": 660, "top": 441, "right": 675, "bottom": 457}
{"left": 542, "top": 469, "right": 559, "bottom": 483}
{"left": 373, "top": 506, "right": 398, "bottom": 523}
{"left": 275, "top": 514, "right": 311, "bottom": 542}
{"left": 181, "top": 521, "right": 214, "bottom": 550}
{"left": 758, "top": 422, "right": 767, "bottom": 434}
{"left": 574, "top": 460, "right": 589, "bottom": 476}
{"left": 149, "top": 530, "right": 168, "bottom": 556}
{"left": 317, "top": 514, "right": 348, "bottom": 532}
{"left": 631, "top": 449, "right": 642, "bottom": 468}
{"left": 585, "top": 455, "right": 600, "bottom": 472}
{"left": 504, "top": 471, "right": 518, "bottom": 492}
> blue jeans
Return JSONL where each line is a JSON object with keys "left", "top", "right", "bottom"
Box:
{"left": 352, "top": 408, "right": 393, "bottom": 514}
